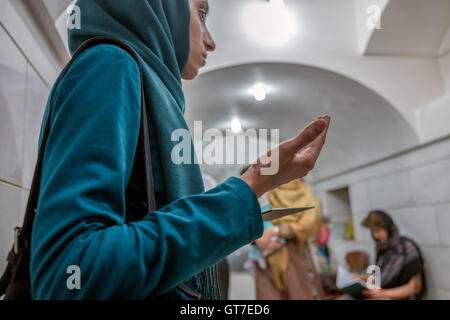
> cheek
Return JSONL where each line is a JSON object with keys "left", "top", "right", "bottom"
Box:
{"left": 190, "top": 19, "right": 203, "bottom": 54}
{"left": 181, "top": 13, "right": 203, "bottom": 79}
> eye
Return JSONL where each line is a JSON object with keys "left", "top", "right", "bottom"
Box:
{"left": 199, "top": 9, "right": 207, "bottom": 22}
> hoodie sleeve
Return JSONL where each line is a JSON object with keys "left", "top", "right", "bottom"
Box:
{"left": 30, "top": 45, "right": 263, "bottom": 300}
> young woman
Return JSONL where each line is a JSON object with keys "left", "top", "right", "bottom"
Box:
{"left": 30, "top": 0, "right": 330, "bottom": 299}
{"left": 356, "top": 210, "right": 426, "bottom": 299}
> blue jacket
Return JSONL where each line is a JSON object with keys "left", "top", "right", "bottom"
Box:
{"left": 30, "top": 45, "right": 264, "bottom": 299}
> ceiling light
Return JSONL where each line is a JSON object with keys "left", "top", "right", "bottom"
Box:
{"left": 250, "top": 83, "right": 267, "bottom": 101}
{"left": 242, "top": 0, "right": 297, "bottom": 46}
{"left": 231, "top": 117, "right": 242, "bottom": 134}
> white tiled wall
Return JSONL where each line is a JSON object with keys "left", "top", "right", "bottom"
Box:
{"left": 436, "top": 203, "right": 450, "bottom": 246}
{"left": 312, "top": 136, "right": 450, "bottom": 299}
{"left": 422, "top": 247, "right": 450, "bottom": 292}
{"left": 366, "top": 170, "right": 413, "bottom": 209}
{"left": 389, "top": 206, "right": 440, "bottom": 246}
{"left": 416, "top": 92, "right": 450, "bottom": 143}
{"left": 439, "top": 52, "right": 450, "bottom": 93}
{"left": 0, "top": 24, "right": 49, "bottom": 273}
{"left": 409, "top": 158, "right": 450, "bottom": 205}
{"left": 349, "top": 182, "right": 370, "bottom": 213}
{"left": 0, "top": 26, "right": 27, "bottom": 187}
{"left": 23, "top": 67, "right": 49, "bottom": 189}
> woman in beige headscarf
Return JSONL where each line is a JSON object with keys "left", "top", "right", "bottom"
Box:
{"left": 255, "top": 178, "right": 321, "bottom": 300}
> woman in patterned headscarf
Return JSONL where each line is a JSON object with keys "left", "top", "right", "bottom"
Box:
{"left": 358, "top": 210, "right": 426, "bottom": 299}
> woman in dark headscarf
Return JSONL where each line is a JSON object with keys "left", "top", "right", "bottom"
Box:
{"left": 29, "top": 0, "right": 330, "bottom": 300}
{"left": 359, "top": 210, "right": 426, "bottom": 299}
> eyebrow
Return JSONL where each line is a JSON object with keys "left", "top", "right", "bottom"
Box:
{"left": 199, "top": 0, "right": 209, "bottom": 12}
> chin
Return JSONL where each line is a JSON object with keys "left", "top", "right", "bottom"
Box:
{"left": 181, "top": 67, "right": 199, "bottom": 80}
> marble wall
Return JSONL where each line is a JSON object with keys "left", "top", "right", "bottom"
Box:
{"left": 441, "top": 52, "right": 450, "bottom": 92}
{"left": 0, "top": 24, "right": 49, "bottom": 273}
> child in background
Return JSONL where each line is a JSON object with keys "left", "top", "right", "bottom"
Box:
{"left": 243, "top": 200, "right": 286, "bottom": 278}
{"left": 315, "top": 221, "right": 332, "bottom": 274}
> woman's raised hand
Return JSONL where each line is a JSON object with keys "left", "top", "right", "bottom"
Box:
{"left": 240, "top": 115, "right": 330, "bottom": 198}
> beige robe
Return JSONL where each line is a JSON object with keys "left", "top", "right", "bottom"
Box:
{"left": 256, "top": 179, "right": 321, "bottom": 299}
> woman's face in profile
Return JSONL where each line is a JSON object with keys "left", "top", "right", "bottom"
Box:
{"left": 182, "top": 0, "right": 216, "bottom": 80}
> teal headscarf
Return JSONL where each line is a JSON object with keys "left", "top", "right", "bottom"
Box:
{"left": 68, "top": 0, "right": 219, "bottom": 299}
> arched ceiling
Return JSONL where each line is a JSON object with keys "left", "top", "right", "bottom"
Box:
{"left": 14, "top": 0, "right": 448, "bottom": 127}
{"left": 200, "top": 0, "right": 447, "bottom": 128}
{"left": 183, "top": 63, "right": 418, "bottom": 182}
{"left": 6, "top": 0, "right": 446, "bottom": 182}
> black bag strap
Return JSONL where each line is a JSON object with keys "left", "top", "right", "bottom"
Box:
{"left": 17, "top": 36, "right": 156, "bottom": 253}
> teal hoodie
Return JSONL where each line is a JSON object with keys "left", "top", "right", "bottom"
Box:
{"left": 29, "top": 0, "right": 263, "bottom": 299}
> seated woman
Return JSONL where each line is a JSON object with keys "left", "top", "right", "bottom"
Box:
{"left": 355, "top": 210, "right": 426, "bottom": 299}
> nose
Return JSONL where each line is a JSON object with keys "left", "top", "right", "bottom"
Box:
{"left": 203, "top": 28, "right": 216, "bottom": 52}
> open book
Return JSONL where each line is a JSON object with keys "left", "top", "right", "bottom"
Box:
{"left": 336, "top": 266, "right": 367, "bottom": 299}
{"left": 261, "top": 206, "right": 314, "bottom": 222}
